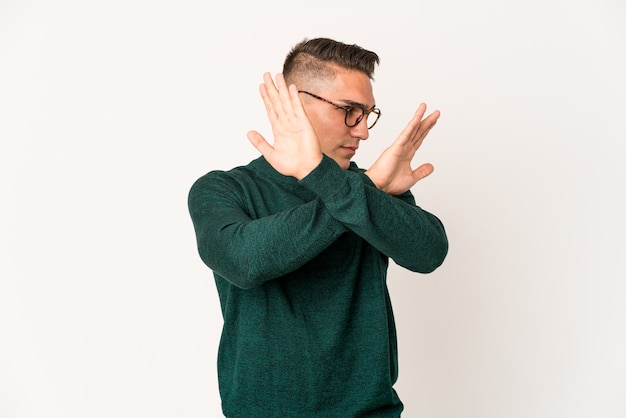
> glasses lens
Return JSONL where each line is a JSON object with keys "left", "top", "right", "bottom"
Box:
{"left": 344, "top": 107, "right": 381, "bottom": 129}
{"left": 345, "top": 107, "right": 364, "bottom": 127}
{"left": 366, "top": 109, "right": 380, "bottom": 129}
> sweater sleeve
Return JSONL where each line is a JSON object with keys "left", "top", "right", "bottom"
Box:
{"left": 188, "top": 168, "right": 347, "bottom": 290}
{"left": 299, "top": 156, "right": 448, "bottom": 273}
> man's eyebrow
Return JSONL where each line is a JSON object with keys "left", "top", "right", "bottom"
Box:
{"left": 340, "top": 99, "right": 376, "bottom": 110}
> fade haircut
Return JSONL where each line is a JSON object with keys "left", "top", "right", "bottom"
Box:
{"left": 282, "top": 38, "right": 380, "bottom": 88}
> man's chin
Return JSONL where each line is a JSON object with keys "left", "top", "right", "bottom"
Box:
{"left": 327, "top": 153, "right": 353, "bottom": 170}
{"left": 337, "top": 159, "right": 352, "bottom": 170}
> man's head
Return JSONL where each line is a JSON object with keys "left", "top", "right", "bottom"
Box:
{"left": 283, "top": 38, "right": 381, "bottom": 169}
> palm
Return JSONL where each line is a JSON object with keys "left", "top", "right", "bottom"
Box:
{"left": 369, "top": 145, "right": 433, "bottom": 195}
{"left": 366, "top": 104, "right": 440, "bottom": 195}
{"left": 247, "top": 73, "right": 323, "bottom": 180}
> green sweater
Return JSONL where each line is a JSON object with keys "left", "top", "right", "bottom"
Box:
{"left": 188, "top": 155, "right": 448, "bottom": 417}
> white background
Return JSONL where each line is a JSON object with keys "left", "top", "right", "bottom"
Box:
{"left": 1, "top": 0, "right": 625, "bottom": 417}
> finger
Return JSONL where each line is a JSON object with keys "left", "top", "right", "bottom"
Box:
{"left": 261, "top": 72, "right": 295, "bottom": 122}
{"left": 269, "top": 73, "right": 309, "bottom": 124}
{"left": 258, "top": 73, "right": 297, "bottom": 124}
{"left": 269, "top": 72, "right": 283, "bottom": 86}
{"left": 414, "top": 103, "right": 428, "bottom": 121}
{"left": 263, "top": 71, "right": 279, "bottom": 92}
{"left": 247, "top": 130, "right": 274, "bottom": 156}
{"left": 288, "top": 83, "right": 307, "bottom": 116}
{"left": 411, "top": 110, "right": 440, "bottom": 146}
{"left": 274, "top": 73, "right": 290, "bottom": 97}
{"left": 398, "top": 104, "right": 429, "bottom": 145}
{"left": 278, "top": 74, "right": 306, "bottom": 120}
{"left": 421, "top": 109, "right": 441, "bottom": 130}
{"left": 258, "top": 72, "right": 288, "bottom": 122}
{"left": 393, "top": 106, "right": 426, "bottom": 146}
{"left": 261, "top": 72, "right": 286, "bottom": 116}
{"left": 411, "top": 103, "right": 428, "bottom": 129}
{"left": 412, "top": 163, "right": 434, "bottom": 182}
{"left": 279, "top": 75, "right": 298, "bottom": 118}
{"left": 258, "top": 83, "right": 278, "bottom": 121}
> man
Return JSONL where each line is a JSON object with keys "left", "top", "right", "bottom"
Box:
{"left": 188, "top": 37, "right": 448, "bottom": 417}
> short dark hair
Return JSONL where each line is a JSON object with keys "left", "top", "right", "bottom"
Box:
{"left": 282, "top": 38, "right": 380, "bottom": 87}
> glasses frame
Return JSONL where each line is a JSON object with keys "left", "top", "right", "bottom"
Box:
{"left": 298, "top": 91, "right": 381, "bottom": 129}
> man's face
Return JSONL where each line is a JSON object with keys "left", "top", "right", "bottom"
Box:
{"left": 301, "top": 69, "right": 376, "bottom": 169}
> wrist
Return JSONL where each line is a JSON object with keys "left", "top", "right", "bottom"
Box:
{"left": 296, "top": 154, "right": 324, "bottom": 180}
{"left": 364, "top": 170, "right": 385, "bottom": 190}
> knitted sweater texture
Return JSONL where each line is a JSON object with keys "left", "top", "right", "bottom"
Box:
{"left": 188, "top": 155, "right": 448, "bottom": 417}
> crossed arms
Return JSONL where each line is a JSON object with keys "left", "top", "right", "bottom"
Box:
{"left": 188, "top": 73, "right": 447, "bottom": 289}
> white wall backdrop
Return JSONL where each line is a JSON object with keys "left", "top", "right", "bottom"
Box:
{"left": 1, "top": 0, "right": 625, "bottom": 417}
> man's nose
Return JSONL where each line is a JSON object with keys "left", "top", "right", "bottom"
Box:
{"left": 350, "top": 118, "right": 369, "bottom": 140}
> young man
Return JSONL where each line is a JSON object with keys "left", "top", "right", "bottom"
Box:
{"left": 188, "top": 38, "right": 448, "bottom": 417}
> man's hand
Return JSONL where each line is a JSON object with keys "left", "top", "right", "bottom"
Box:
{"left": 365, "top": 103, "right": 440, "bottom": 195}
{"left": 247, "top": 72, "right": 323, "bottom": 180}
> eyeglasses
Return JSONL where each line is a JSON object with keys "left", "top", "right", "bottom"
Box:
{"left": 298, "top": 91, "right": 381, "bottom": 129}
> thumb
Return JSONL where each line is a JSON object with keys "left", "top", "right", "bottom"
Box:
{"left": 247, "top": 130, "right": 273, "bottom": 156}
{"left": 413, "top": 163, "right": 434, "bottom": 182}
